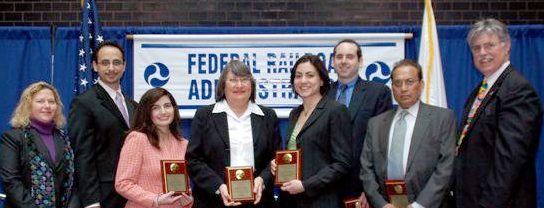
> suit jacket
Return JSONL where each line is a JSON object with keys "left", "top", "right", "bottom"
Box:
{"left": 0, "top": 127, "right": 78, "bottom": 208}
{"left": 68, "top": 84, "right": 137, "bottom": 208}
{"left": 326, "top": 77, "right": 392, "bottom": 197}
{"left": 454, "top": 65, "right": 543, "bottom": 208}
{"left": 360, "top": 103, "right": 456, "bottom": 208}
{"left": 279, "top": 97, "right": 352, "bottom": 208}
{"left": 187, "top": 103, "right": 280, "bottom": 208}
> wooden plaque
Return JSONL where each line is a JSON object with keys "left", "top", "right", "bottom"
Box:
{"left": 343, "top": 197, "right": 360, "bottom": 208}
{"left": 225, "top": 166, "right": 255, "bottom": 203}
{"left": 274, "top": 149, "right": 301, "bottom": 186}
{"left": 160, "top": 160, "right": 190, "bottom": 195}
{"left": 385, "top": 180, "right": 409, "bottom": 208}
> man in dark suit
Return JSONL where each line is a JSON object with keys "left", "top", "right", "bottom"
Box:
{"left": 68, "top": 41, "right": 137, "bottom": 208}
{"left": 360, "top": 59, "right": 456, "bottom": 208}
{"left": 326, "top": 39, "right": 392, "bottom": 198}
{"left": 454, "top": 18, "right": 543, "bottom": 208}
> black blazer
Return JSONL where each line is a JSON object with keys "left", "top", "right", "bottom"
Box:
{"left": 279, "top": 97, "right": 352, "bottom": 208}
{"left": 68, "top": 84, "right": 137, "bottom": 208}
{"left": 187, "top": 103, "right": 280, "bottom": 208}
{"left": 0, "top": 127, "right": 78, "bottom": 208}
{"left": 454, "top": 65, "right": 543, "bottom": 208}
{"left": 326, "top": 77, "right": 392, "bottom": 197}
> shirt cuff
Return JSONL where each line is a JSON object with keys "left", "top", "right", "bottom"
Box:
{"left": 85, "top": 202, "right": 100, "bottom": 208}
{"left": 412, "top": 201, "right": 425, "bottom": 208}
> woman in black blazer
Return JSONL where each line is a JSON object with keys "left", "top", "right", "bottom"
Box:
{"left": 187, "top": 60, "right": 280, "bottom": 208}
{"left": 0, "top": 81, "right": 79, "bottom": 208}
{"left": 271, "top": 55, "right": 352, "bottom": 208}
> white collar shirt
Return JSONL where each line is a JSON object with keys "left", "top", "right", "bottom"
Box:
{"left": 98, "top": 79, "right": 129, "bottom": 118}
{"left": 212, "top": 100, "right": 264, "bottom": 168}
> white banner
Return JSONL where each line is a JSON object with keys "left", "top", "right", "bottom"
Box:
{"left": 133, "top": 33, "right": 405, "bottom": 118}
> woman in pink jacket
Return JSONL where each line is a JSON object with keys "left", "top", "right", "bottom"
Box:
{"left": 115, "top": 87, "right": 193, "bottom": 208}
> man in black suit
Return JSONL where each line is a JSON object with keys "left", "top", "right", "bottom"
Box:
{"left": 455, "top": 18, "right": 543, "bottom": 208}
{"left": 68, "top": 41, "right": 138, "bottom": 208}
{"left": 326, "top": 39, "right": 392, "bottom": 199}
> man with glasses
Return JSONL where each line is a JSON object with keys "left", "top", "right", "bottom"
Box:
{"left": 360, "top": 59, "right": 456, "bottom": 208}
{"left": 69, "top": 41, "right": 138, "bottom": 208}
{"left": 454, "top": 18, "right": 543, "bottom": 208}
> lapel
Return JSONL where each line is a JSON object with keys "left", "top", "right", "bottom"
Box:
{"left": 52, "top": 130, "right": 66, "bottom": 170}
{"left": 406, "top": 103, "right": 431, "bottom": 172}
{"left": 212, "top": 110, "right": 230, "bottom": 149}
{"left": 28, "top": 129, "right": 56, "bottom": 168}
{"left": 326, "top": 83, "right": 337, "bottom": 100}
{"left": 348, "top": 78, "right": 367, "bottom": 121}
{"left": 284, "top": 106, "right": 302, "bottom": 149}
{"left": 296, "top": 97, "right": 328, "bottom": 146}
{"left": 250, "top": 112, "right": 264, "bottom": 154}
{"left": 379, "top": 109, "right": 396, "bottom": 162}
{"left": 463, "top": 65, "right": 513, "bottom": 139}
{"left": 94, "top": 84, "right": 129, "bottom": 129}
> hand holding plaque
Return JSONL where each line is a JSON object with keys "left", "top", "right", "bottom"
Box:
{"left": 160, "top": 160, "right": 190, "bottom": 195}
{"left": 385, "top": 180, "right": 409, "bottom": 208}
{"left": 274, "top": 150, "right": 301, "bottom": 186}
{"left": 225, "top": 166, "right": 255, "bottom": 203}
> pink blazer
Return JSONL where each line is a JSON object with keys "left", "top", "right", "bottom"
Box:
{"left": 115, "top": 131, "right": 192, "bottom": 208}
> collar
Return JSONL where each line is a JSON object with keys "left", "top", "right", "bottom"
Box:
{"left": 395, "top": 100, "right": 420, "bottom": 118}
{"left": 98, "top": 79, "right": 123, "bottom": 100}
{"left": 337, "top": 77, "right": 358, "bottom": 88}
{"left": 484, "top": 60, "right": 510, "bottom": 88}
{"left": 212, "top": 100, "right": 264, "bottom": 116}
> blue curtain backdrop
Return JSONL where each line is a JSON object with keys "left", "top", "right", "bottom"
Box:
{"left": 0, "top": 25, "right": 543, "bottom": 207}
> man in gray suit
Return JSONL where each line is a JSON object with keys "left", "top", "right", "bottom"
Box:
{"left": 360, "top": 59, "right": 455, "bottom": 208}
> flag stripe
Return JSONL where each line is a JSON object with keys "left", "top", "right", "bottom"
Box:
{"left": 424, "top": 0, "right": 434, "bottom": 103}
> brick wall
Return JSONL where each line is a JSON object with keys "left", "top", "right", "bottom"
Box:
{"left": 0, "top": 0, "right": 543, "bottom": 27}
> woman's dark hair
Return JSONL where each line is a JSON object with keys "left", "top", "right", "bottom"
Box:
{"left": 132, "top": 87, "right": 181, "bottom": 149}
{"left": 290, "top": 55, "right": 331, "bottom": 96}
{"left": 216, "top": 60, "right": 256, "bottom": 102}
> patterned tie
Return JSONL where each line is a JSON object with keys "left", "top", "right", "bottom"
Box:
{"left": 338, "top": 84, "right": 348, "bottom": 106}
{"left": 114, "top": 92, "right": 130, "bottom": 127}
{"left": 387, "top": 110, "right": 408, "bottom": 180}
{"left": 457, "top": 79, "right": 488, "bottom": 151}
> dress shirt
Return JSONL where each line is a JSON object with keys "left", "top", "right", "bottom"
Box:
{"left": 335, "top": 78, "right": 357, "bottom": 107}
{"left": 98, "top": 79, "right": 129, "bottom": 119}
{"left": 482, "top": 60, "right": 510, "bottom": 96}
{"left": 387, "top": 101, "right": 424, "bottom": 208}
{"left": 212, "top": 100, "right": 264, "bottom": 168}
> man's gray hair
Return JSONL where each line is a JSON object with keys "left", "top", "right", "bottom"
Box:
{"left": 467, "top": 18, "right": 511, "bottom": 46}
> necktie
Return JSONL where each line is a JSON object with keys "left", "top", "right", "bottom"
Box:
{"left": 114, "top": 92, "right": 130, "bottom": 127}
{"left": 387, "top": 110, "right": 408, "bottom": 179}
{"left": 338, "top": 84, "right": 348, "bottom": 106}
{"left": 457, "top": 79, "right": 488, "bottom": 150}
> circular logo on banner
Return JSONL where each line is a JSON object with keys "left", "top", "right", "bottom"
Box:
{"left": 365, "top": 61, "right": 391, "bottom": 84}
{"left": 144, "top": 62, "right": 170, "bottom": 87}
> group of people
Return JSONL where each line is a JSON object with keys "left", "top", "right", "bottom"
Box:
{"left": 0, "top": 18, "right": 542, "bottom": 208}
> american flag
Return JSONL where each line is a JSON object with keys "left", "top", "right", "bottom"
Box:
{"left": 76, "top": 0, "right": 103, "bottom": 94}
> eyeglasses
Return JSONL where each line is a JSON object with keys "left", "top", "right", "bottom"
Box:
{"left": 227, "top": 77, "right": 252, "bottom": 85}
{"left": 392, "top": 78, "right": 420, "bottom": 87}
{"left": 151, "top": 103, "right": 174, "bottom": 112}
{"left": 99, "top": 60, "right": 124, "bottom": 67}
{"left": 470, "top": 41, "right": 502, "bottom": 52}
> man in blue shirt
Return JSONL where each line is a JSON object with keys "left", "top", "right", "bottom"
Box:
{"left": 326, "top": 39, "right": 393, "bottom": 200}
